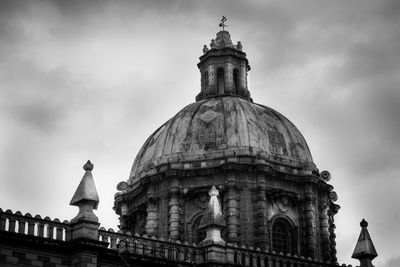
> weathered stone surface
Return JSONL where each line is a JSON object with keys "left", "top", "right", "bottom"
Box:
{"left": 130, "top": 96, "right": 313, "bottom": 183}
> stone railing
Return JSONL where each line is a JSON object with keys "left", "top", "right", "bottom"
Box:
{"left": 98, "top": 228, "right": 354, "bottom": 267}
{"left": 227, "top": 245, "right": 342, "bottom": 267}
{"left": 99, "top": 227, "right": 200, "bottom": 264}
{"left": 0, "top": 208, "right": 71, "bottom": 241}
{"left": 0, "top": 208, "right": 354, "bottom": 267}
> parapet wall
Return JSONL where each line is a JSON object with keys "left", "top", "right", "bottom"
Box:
{"left": 0, "top": 208, "right": 356, "bottom": 267}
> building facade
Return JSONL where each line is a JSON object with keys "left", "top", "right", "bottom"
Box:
{"left": 0, "top": 30, "right": 377, "bottom": 267}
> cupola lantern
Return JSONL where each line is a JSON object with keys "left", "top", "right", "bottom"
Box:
{"left": 196, "top": 28, "right": 251, "bottom": 101}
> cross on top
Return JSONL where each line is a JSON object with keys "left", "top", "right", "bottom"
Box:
{"left": 219, "top": 16, "right": 228, "bottom": 31}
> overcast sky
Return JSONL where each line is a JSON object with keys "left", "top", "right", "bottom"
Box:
{"left": 0, "top": 1, "right": 399, "bottom": 266}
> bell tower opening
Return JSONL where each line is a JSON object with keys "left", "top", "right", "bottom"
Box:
{"left": 233, "top": 68, "right": 239, "bottom": 94}
{"left": 196, "top": 29, "right": 252, "bottom": 101}
{"left": 217, "top": 68, "right": 225, "bottom": 94}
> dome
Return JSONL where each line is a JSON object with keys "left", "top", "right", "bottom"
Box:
{"left": 130, "top": 96, "right": 313, "bottom": 182}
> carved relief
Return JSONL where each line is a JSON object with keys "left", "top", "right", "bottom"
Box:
{"left": 194, "top": 193, "right": 208, "bottom": 211}
{"left": 268, "top": 131, "right": 288, "bottom": 156}
{"left": 260, "top": 113, "right": 278, "bottom": 130}
{"left": 289, "top": 142, "right": 305, "bottom": 159}
{"left": 273, "top": 196, "right": 290, "bottom": 213}
{"left": 141, "top": 160, "right": 156, "bottom": 173}
{"left": 132, "top": 209, "right": 147, "bottom": 235}
{"left": 181, "top": 103, "right": 226, "bottom": 152}
{"left": 200, "top": 109, "right": 219, "bottom": 123}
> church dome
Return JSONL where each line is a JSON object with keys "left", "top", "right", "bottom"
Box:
{"left": 128, "top": 30, "right": 315, "bottom": 183}
{"left": 130, "top": 96, "right": 313, "bottom": 182}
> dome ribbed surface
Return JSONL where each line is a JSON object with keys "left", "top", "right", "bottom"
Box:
{"left": 130, "top": 96, "right": 313, "bottom": 181}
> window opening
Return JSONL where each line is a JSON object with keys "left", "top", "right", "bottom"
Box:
{"left": 217, "top": 68, "right": 225, "bottom": 94}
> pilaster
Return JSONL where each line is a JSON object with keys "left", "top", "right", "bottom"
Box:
{"left": 303, "top": 191, "right": 317, "bottom": 258}
{"left": 254, "top": 174, "right": 268, "bottom": 250}
{"left": 168, "top": 178, "right": 182, "bottom": 240}
{"left": 225, "top": 177, "right": 239, "bottom": 244}
{"left": 319, "top": 196, "right": 331, "bottom": 261}
{"left": 146, "top": 183, "right": 159, "bottom": 237}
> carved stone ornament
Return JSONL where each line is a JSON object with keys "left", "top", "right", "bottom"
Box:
{"left": 117, "top": 181, "right": 129, "bottom": 191}
{"left": 321, "top": 170, "right": 331, "bottom": 181}
{"left": 329, "top": 191, "right": 338, "bottom": 202}
{"left": 195, "top": 193, "right": 208, "bottom": 210}
{"left": 273, "top": 196, "right": 290, "bottom": 213}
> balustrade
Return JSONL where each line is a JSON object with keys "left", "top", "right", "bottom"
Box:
{"left": 0, "top": 208, "right": 70, "bottom": 241}
{"left": 98, "top": 227, "right": 200, "bottom": 264}
{"left": 1, "top": 208, "right": 353, "bottom": 267}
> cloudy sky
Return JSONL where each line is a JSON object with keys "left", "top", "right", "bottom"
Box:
{"left": 0, "top": 0, "right": 399, "bottom": 266}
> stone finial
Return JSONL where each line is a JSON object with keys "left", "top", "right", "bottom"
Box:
{"left": 83, "top": 160, "right": 94, "bottom": 171}
{"left": 203, "top": 45, "right": 209, "bottom": 54}
{"left": 360, "top": 219, "right": 368, "bottom": 228}
{"left": 198, "top": 185, "right": 226, "bottom": 246}
{"left": 214, "top": 31, "right": 233, "bottom": 49}
{"left": 237, "top": 41, "right": 243, "bottom": 51}
{"left": 210, "top": 39, "right": 216, "bottom": 48}
{"left": 70, "top": 160, "right": 99, "bottom": 224}
{"left": 352, "top": 219, "right": 378, "bottom": 267}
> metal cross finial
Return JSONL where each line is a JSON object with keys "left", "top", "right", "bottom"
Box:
{"left": 219, "top": 15, "right": 228, "bottom": 31}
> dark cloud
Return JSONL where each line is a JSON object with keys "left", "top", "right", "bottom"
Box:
{"left": 0, "top": 1, "right": 399, "bottom": 266}
{"left": 0, "top": 60, "right": 82, "bottom": 132}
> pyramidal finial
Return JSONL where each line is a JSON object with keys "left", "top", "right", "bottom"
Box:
{"left": 70, "top": 160, "right": 99, "bottom": 211}
{"left": 198, "top": 185, "right": 226, "bottom": 245}
{"left": 352, "top": 219, "right": 378, "bottom": 267}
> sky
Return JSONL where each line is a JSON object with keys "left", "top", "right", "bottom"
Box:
{"left": 0, "top": 0, "right": 399, "bottom": 266}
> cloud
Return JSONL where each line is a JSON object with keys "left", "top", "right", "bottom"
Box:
{"left": 383, "top": 257, "right": 400, "bottom": 267}
{"left": 0, "top": 0, "right": 399, "bottom": 265}
{"left": 0, "top": 58, "right": 86, "bottom": 133}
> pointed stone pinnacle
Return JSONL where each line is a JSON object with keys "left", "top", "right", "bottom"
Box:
{"left": 70, "top": 160, "right": 99, "bottom": 209}
{"left": 352, "top": 218, "right": 377, "bottom": 261}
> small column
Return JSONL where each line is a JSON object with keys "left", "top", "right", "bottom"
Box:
{"left": 240, "top": 65, "right": 249, "bottom": 97}
{"left": 209, "top": 65, "right": 216, "bottom": 95}
{"left": 69, "top": 160, "right": 100, "bottom": 240}
{"left": 168, "top": 178, "right": 181, "bottom": 240}
{"left": 225, "top": 177, "right": 239, "bottom": 244}
{"left": 303, "top": 192, "right": 317, "bottom": 258}
{"left": 118, "top": 201, "right": 129, "bottom": 232}
{"left": 352, "top": 219, "right": 378, "bottom": 267}
{"left": 146, "top": 183, "right": 159, "bottom": 237}
{"left": 254, "top": 174, "right": 269, "bottom": 250}
{"left": 319, "top": 197, "right": 331, "bottom": 261}
{"left": 225, "top": 62, "right": 234, "bottom": 93}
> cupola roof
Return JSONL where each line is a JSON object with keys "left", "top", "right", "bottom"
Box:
{"left": 127, "top": 24, "right": 315, "bottom": 184}
{"left": 129, "top": 97, "right": 314, "bottom": 183}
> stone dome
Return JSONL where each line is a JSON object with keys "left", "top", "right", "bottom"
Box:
{"left": 130, "top": 96, "right": 313, "bottom": 182}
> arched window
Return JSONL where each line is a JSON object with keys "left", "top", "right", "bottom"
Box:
{"left": 272, "top": 218, "right": 294, "bottom": 254}
{"left": 191, "top": 215, "right": 206, "bottom": 243}
{"left": 217, "top": 67, "right": 225, "bottom": 94}
{"left": 233, "top": 68, "right": 239, "bottom": 94}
